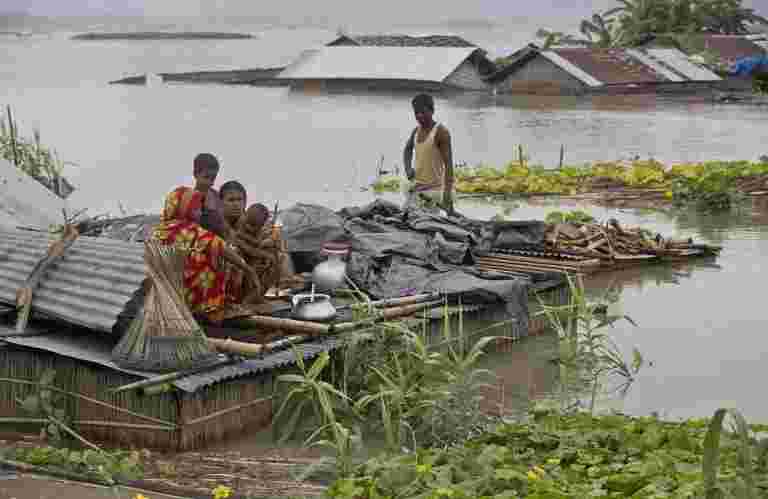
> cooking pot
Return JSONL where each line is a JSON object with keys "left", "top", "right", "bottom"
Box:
{"left": 291, "top": 293, "right": 337, "bottom": 322}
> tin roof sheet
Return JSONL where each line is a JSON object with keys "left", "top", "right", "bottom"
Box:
{"left": 625, "top": 49, "right": 686, "bottom": 81}
{"left": 0, "top": 229, "right": 145, "bottom": 333}
{"left": 277, "top": 46, "right": 480, "bottom": 82}
{"left": 540, "top": 50, "right": 604, "bottom": 86}
{"left": 1, "top": 329, "right": 342, "bottom": 393}
{"left": 548, "top": 48, "right": 666, "bottom": 85}
{"left": 644, "top": 48, "right": 722, "bottom": 81}
{"left": 328, "top": 34, "right": 476, "bottom": 47}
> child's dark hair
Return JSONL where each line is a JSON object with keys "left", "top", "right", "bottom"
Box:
{"left": 219, "top": 180, "right": 247, "bottom": 201}
{"left": 245, "top": 203, "right": 270, "bottom": 228}
{"left": 193, "top": 153, "right": 220, "bottom": 175}
{"left": 411, "top": 93, "right": 434, "bottom": 112}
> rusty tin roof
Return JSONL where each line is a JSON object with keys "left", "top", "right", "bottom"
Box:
{"left": 550, "top": 48, "right": 667, "bottom": 85}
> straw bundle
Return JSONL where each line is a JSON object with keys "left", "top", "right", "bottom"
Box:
{"left": 112, "top": 241, "right": 220, "bottom": 372}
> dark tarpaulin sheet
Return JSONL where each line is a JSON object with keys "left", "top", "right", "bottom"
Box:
{"left": 281, "top": 200, "right": 553, "bottom": 337}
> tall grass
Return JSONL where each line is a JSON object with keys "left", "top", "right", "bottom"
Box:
{"left": 0, "top": 106, "right": 75, "bottom": 198}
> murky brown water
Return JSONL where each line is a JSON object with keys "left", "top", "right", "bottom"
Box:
{"left": 470, "top": 196, "right": 768, "bottom": 423}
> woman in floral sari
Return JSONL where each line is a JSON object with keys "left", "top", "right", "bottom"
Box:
{"left": 152, "top": 186, "right": 262, "bottom": 323}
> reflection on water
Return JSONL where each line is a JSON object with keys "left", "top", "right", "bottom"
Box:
{"left": 470, "top": 197, "right": 768, "bottom": 422}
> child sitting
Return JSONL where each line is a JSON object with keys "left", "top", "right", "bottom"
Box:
{"left": 234, "top": 203, "right": 301, "bottom": 302}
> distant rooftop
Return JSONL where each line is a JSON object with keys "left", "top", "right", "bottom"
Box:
{"left": 326, "top": 34, "right": 476, "bottom": 48}
{"left": 277, "top": 46, "right": 482, "bottom": 83}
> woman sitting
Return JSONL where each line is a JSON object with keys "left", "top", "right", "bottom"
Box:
{"left": 152, "top": 185, "right": 263, "bottom": 324}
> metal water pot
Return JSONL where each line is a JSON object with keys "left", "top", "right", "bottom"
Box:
{"left": 311, "top": 242, "right": 350, "bottom": 292}
{"left": 291, "top": 293, "right": 337, "bottom": 322}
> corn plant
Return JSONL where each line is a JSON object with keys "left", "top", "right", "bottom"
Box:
{"left": 272, "top": 350, "right": 350, "bottom": 444}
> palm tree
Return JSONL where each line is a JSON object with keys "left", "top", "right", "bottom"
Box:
{"left": 605, "top": 0, "right": 676, "bottom": 45}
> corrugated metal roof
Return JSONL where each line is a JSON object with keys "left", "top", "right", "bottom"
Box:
{"left": 277, "top": 46, "right": 480, "bottom": 83}
{"left": 327, "top": 34, "right": 476, "bottom": 48}
{"left": 1, "top": 329, "right": 342, "bottom": 393}
{"left": 625, "top": 49, "right": 686, "bottom": 81}
{"left": 540, "top": 50, "right": 604, "bottom": 87}
{"left": 644, "top": 48, "right": 722, "bottom": 81}
{"left": 549, "top": 48, "right": 670, "bottom": 85}
{"left": 0, "top": 229, "right": 144, "bottom": 333}
{"left": 746, "top": 34, "right": 768, "bottom": 52}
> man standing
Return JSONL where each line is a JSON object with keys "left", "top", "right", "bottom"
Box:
{"left": 402, "top": 94, "right": 456, "bottom": 216}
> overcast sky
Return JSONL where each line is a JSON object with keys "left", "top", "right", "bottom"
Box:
{"left": 2, "top": 0, "right": 760, "bottom": 23}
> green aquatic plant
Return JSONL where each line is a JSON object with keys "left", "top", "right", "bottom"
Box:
{"left": 545, "top": 209, "right": 596, "bottom": 224}
{"left": 371, "top": 175, "right": 402, "bottom": 193}
{"left": 326, "top": 407, "right": 768, "bottom": 499}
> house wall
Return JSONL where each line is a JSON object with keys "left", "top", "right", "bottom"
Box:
{"left": 443, "top": 59, "right": 491, "bottom": 91}
{"left": 494, "top": 56, "right": 586, "bottom": 95}
{"left": 0, "top": 346, "right": 275, "bottom": 451}
{"left": 287, "top": 78, "right": 446, "bottom": 94}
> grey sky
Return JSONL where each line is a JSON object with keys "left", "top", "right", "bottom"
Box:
{"left": 3, "top": 0, "right": 761, "bottom": 22}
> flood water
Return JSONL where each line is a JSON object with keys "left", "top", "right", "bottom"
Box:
{"left": 467, "top": 196, "right": 768, "bottom": 423}
{"left": 2, "top": 16, "right": 768, "bottom": 450}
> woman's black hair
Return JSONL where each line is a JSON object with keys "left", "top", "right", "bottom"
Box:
{"left": 219, "top": 180, "right": 247, "bottom": 201}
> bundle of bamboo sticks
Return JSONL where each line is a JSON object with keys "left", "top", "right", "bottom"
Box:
{"left": 112, "top": 241, "right": 220, "bottom": 372}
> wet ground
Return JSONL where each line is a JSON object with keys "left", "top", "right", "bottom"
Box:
{"left": 0, "top": 474, "right": 187, "bottom": 499}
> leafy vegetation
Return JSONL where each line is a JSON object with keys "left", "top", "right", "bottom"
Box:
{"left": 6, "top": 446, "right": 143, "bottom": 485}
{"left": 0, "top": 368, "right": 145, "bottom": 485}
{"left": 545, "top": 210, "right": 597, "bottom": 224}
{"left": 0, "top": 105, "right": 75, "bottom": 198}
{"left": 371, "top": 175, "right": 403, "bottom": 193}
{"left": 273, "top": 307, "right": 507, "bottom": 481}
{"left": 326, "top": 407, "right": 768, "bottom": 499}
{"left": 370, "top": 151, "right": 768, "bottom": 210}
{"left": 525, "top": 0, "right": 768, "bottom": 55}
{"left": 455, "top": 158, "right": 767, "bottom": 211}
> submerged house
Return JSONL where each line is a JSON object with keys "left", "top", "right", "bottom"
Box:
{"left": 0, "top": 178, "right": 568, "bottom": 451}
{"left": 326, "top": 33, "right": 477, "bottom": 48}
{"left": 486, "top": 46, "right": 722, "bottom": 95}
{"left": 276, "top": 46, "right": 495, "bottom": 92}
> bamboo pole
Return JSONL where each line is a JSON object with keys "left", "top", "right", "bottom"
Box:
{"left": 330, "top": 299, "right": 443, "bottom": 333}
{"left": 335, "top": 292, "right": 439, "bottom": 312}
{"left": 15, "top": 223, "right": 79, "bottom": 333}
{"left": 110, "top": 358, "right": 237, "bottom": 394}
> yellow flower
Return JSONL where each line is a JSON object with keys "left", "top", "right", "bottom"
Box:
{"left": 533, "top": 466, "right": 545, "bottom": 476}
{"left": 212, "top": 485, "right": 232, "bottom": 499}
{"left": 664, "top": 191, "right": 673, "bottom": 199}
{"left": 527, "top": 470, "right": 540, "bottom": 481}
{"left": 134, "top": 495, "right": 149, "bottom": 499}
